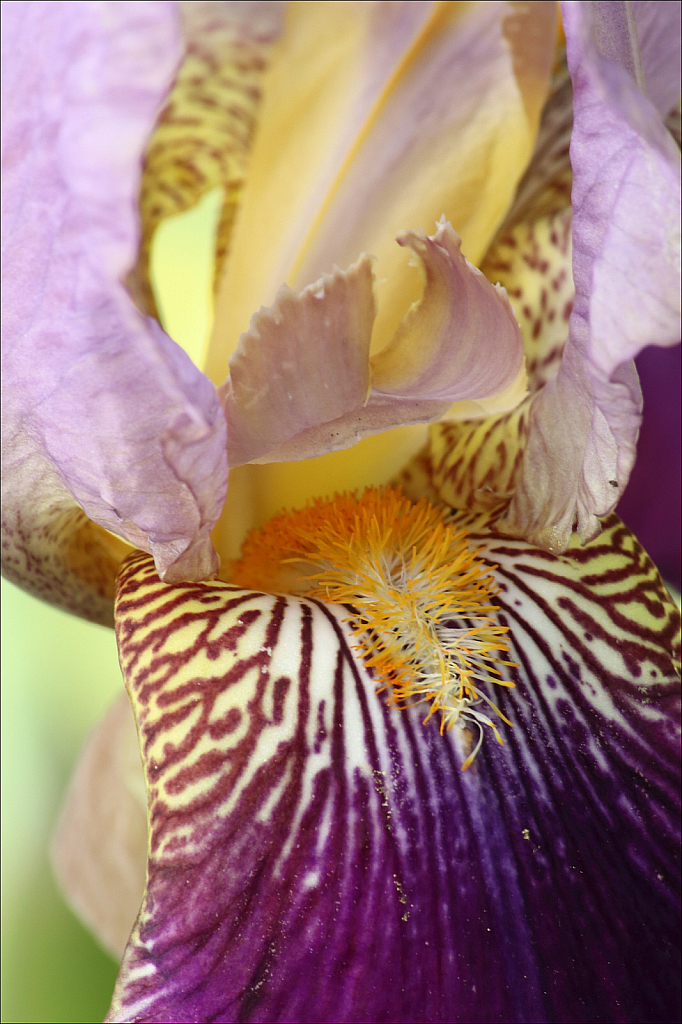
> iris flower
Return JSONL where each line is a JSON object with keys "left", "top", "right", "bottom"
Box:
{"left": 2, "top": 1, "right": 680, "bottom": 1022}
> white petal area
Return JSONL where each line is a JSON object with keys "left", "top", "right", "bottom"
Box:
{"left": 221, "top": 222, "right": 525, "bottom": 467}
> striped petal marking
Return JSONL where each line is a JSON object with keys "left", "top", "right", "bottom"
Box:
{"left": 108, "top": 499, "right": 680, "bottom": 1024}
{"left": 127, "top": 2, "right": 284, "bottom": 318}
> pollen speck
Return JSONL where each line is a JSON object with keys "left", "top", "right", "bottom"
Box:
{"left": 232, "top": 487, "right": 515, "bottom": 767}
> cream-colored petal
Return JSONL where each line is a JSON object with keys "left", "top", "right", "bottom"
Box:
{"left": 482, "top": 208, "right": 574, "bottom": 394}
{"left": 1, "top": 453, "right": 132, "bottom": 626}
{"left": 491, "top": 58, "right": 574, "bottom": 251}
{"left": 206, "top": 0, "right": 556, "bottom": 385}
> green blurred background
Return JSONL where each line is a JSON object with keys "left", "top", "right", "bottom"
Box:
{"left": 1, "top": 582, "right": 122, "bottom": 1022}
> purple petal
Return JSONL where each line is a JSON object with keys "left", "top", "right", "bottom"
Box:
{"left": 618, "top": 344, "right": 682, "bottom": 588}
{"left": 504, "top": 0, "right": 681, "bottom": 550}
{"left": 1, "top": 1, "right": 229, "bottom": 609}
{"left": 108, "top": 525, "right": 679, "bottom": 1023}
{"left": 586, "top": 2, "right": 681, "bottom": 118}
{"left": 631, "top": 1, "right": 681, "bottom": 116}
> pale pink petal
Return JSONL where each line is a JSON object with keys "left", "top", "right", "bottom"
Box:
{"left": 51, "top": 693, "right": 146, "bottom": 961}
{"left": 221, "top": 222, "right": 525, "bottom": 467}
{"left": 371, "top": 220, "right": 524, "bottom": 404}
{"left": 220, "top": 256, "right": 375, "bottom": 467}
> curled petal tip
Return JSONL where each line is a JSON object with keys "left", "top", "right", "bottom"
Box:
{"left": 372, "top": 220, "right": 525, "bottom": 409}
{"left": 154, "top": 534, "right": 220, "bottom": 584}
{"left": 223, "top": 224, "right": 526, "bottom": 468}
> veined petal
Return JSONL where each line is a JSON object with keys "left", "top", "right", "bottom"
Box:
{"left": 107, "top": 518, "right": 679, "bottom": 1023}
{"left": 594, "top": 1, "right": 682, "bottom": 117}
{"left": 504, "top": 0, "right": 681, "bottom": 550}
{"left": 222, "top": 221, "right": 525, "bottom": 467}
{"left": 206, "top": 0, "right": 557, "bottom": 385}
{"left": 1, "top": 1, "right": 229, "bottom": 616}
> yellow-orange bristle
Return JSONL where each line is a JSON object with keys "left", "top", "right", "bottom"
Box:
{"left": 232, "top": 486, "right": 516, "bottom": 767}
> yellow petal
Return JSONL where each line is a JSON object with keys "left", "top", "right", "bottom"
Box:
{"left": 206, "top": 0, "right": 557, "bottom": 386}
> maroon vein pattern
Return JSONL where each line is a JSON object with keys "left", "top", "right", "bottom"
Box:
{"left": 108, "top": 514, "right": 680, "bottom": 1023}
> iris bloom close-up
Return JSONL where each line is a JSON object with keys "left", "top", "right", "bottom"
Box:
{"left": 2, "top": 1, "right": 681, "bottom": 1022}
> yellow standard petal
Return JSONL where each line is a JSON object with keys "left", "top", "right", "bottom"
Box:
{"left": 206, "top": 0, "right": 557, "bottom": 384}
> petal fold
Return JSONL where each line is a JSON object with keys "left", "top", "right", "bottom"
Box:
{"left": 1, "top": 1, "right": 229, "bottom": 616}
{"left": 371, "top": 221, "right": 525, "bottom": 408}
{"left": 108, "top": 518, "right": 679, "bottom": 1023}
{"left": 503, "top": 0, "right": 681, "bottom": 550}
{"left": 221, "top": 222, "right": 525, "bottom": 467}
